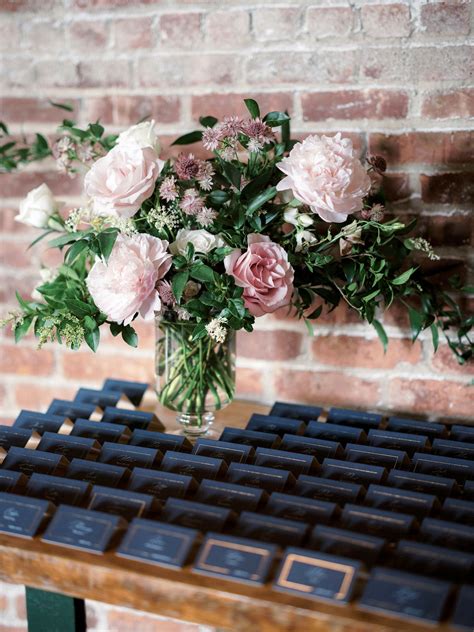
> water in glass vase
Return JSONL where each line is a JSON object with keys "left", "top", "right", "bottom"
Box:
{"left": 155, "top": 317, "right": 236, "bottom": 438}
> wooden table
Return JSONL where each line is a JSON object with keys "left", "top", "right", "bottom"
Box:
{"left": 0, "top": 400, "right": 457, "bottom": 632}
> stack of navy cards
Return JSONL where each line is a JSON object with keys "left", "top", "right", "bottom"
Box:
{"left": 0, "top": 386, "right": 473, "bottom": 629}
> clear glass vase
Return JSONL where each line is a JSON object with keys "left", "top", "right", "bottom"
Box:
{"left": 155, "top": 317, "right": 236, "bottom": 438}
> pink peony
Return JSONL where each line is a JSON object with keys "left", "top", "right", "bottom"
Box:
{"left": 224, "top": 234, "right": 294, "bottom": 317}
{"left": 84, "top": 142, "right": 164, "bottom": 219}
{"left": 276, "top": 133, "right": 371, "bottom": 223}
{"left": 86, "top": 234, "right": 172, "bottom": 325}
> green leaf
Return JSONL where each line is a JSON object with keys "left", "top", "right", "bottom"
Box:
{"left": 244, "top": 98, "right": 260, "bottom": 119}
{"left": 240, "top": 168, "right": 272, "bottom": 201}
{"left": 97, "top": 230, "right": 118, "bottom": 262}
{"left": 392, "top": 267, "right": 417, "bottom": 285}
{"left": 172, "top": 270, "right": 189, "bottom": 304}
{"left": 306, "top": 304, "right": 323, "bottom": 320}
{"left": 342, "top": 259, "right": 356, "bottom": 283}
{"left": 430, "top": 323, "right": 439, "bottom": 352}
{"left": 15, "top": 291, "right": 32, "bottom": 312}
{"left": 208, "top": 190, "right": 230, "bottom": 206}
{"left": 191, "top": 323, "right": 207, "bottom": 341}
{"left": 190, "top": 263, "right": 216, "bottom": 283}
{"left": 171, "top": 130, "right": 203, "bottom": 146}
{"left": 222, "top": 162, "right": 241, "bottom": 189}
{"left": 89, "top": 123, "right": 104, "bottom": 138}
{"left": 34, "top": 133, "right": 49, "bottom": 152}
{"left": 122, "top": 325, "right": 138, "bottom": 348}
{"left": 65, "top": 239, "right": 89, "bottom": 265}
{"left": 110, "top": 322, "right": 121, "bottom": 337}
{"left": 199, "top": 116, "right": 218, "bottom": 128}
{"left": 49, "top": 100, "right": 75, "bottom": 112}
{"left": 14, "top": 315, "right": 34, "bottom": 343}
{"left": 58, "top": 264, "right": 80, "bottom": 281}
{"left": 362, "top": 289, "right": 380, "bottom": 303}
{"left": 27, "top": 229, "right": 55, "bottom": 250}
{"left": 64, "top": 299, "right": 95, "bottom": 318}
{"left": 48, "top": 232, "right": 84, "bottom": 249}
{"left": 263, "top": 111, "right": 290, "bottom": 127}
{"left": 304, "top": 319, "right": 315, "bottom": 337}
{"left": 408, "top": 307, "right": 425, "bottom": 342}
{"left": 372, "top": 319, "right": 388, "bottom": 353}
{"left": 247, "top": 186, "right": 278, "bottom": 214}
{"left": 84, "top": 326, "right": 100, "bottom": 352}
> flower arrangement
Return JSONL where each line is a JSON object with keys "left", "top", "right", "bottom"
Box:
{"left": 1, "top": 99, "right": 472, "bottom": 429}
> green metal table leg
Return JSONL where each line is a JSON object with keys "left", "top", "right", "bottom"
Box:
{"left": 25, "top": 586, "right": 86, "bottom": 632}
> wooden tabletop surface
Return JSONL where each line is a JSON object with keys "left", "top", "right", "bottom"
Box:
{"left": 0, "top": 399, "right": 459, "bottom": 632}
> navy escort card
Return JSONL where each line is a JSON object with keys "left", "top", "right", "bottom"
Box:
{"left": 74, "top": 388, "right": 126, "bottom": 410}
{"left": 294, "top": 475, "right": 363, "bottom": 504}
{"left": 394, "top": 540, "right": 474, "bottom": 582}
{"left": 274, "top": 548, "right": 360, "bottom": 603}
{"left": 464, "top": 480, "right": 474, "bottom": 500}
{"left": 127, "top": 468, "right": 197, "bottom": 500}
{"left": 161, "top": 451, "right": 226, "bottom": 481}
{"left": 14, "top": 411, "right": 73, "bottom": 435}
{"left": 442, "top": 498, "right": 474, "bottom": 526}
{"left": 364, "top": 484, "right": 438, "bottom": 520}
{"left": 26, "top": 473, "right": 91, "bottom": 507}
{"left": 367, "top": 428, "right": 429, "bottom": 456}
{"left": 387, "top": 416, "right": 448, "bottom": 440}
{"left": 386, "top": 469, "right": 457, "bottom": 498}
{"left": 130, "top": 429, "right": 191, "bottom": 453}
{"left": 0, "top": 470, "right": 27, "bottom": 494}
{"left": 0, "top": 492, "right": 53, "bottom": 538}
{"left": 37, "top": 432, "right": 101, "bottom": 461}
{"left": 101, "top": 407, "right": 164, "bottom": 431}
{"left": 67, "top": 458, "right": 130, "bottom": 488}
{"left": 432, "top": 438, "right": 474, "bottom": 460}
{"left": 359, "top": 567, "right": 451, "bottom": 623}
{"left": 327, "top": 408, "right": 382, "bottom": 432}
{"left": 103, "top": 378, "right": 148, "bottom": 407}
{"left": 254, "top": 447, "right": 318, "bottom": 477}
{"left": 235, "top": 511, "right": 308, "bottom": 547}
{"left": 47, "top": 399, "right": 100, "bottom": 422}
{"left": 161, "top": 497, "right": 232, "bottom": 531}
{"left": 196, "top": 479, "right": 266, "bottom": 512}
{"left": 321, "top": 458, "right": 386, "bottom": 485}
{"left": 42, "top": 505, "right": 126, "bottom": 553}
{"left": 227, "top": 462, "right": 295, "bottom": 493}
{"left": 305, "top": 421, "right": 367, "bottom": 445}
{"left": 450, "top": 424, "right": 474, "bottom": 444}
{"left": 71, "top": 419, "right": 131, "bottom": 444}
{"left": 117, "top": 518, "right": 198, "bottom": 569}
{"left": 219, "top": 427, "right": 280, "bottom": 449}
{"left": 310, "top": 525, "right": 385, "bottom": 566}
{"left": 451, "top": 584, "right": 474, "bottom": 631}
{"left": 193, "top": 532, "right": 277, "bottom": 585}
{"left": 341, "top": 504, "right": 415, "bottom": 538}
{"left": 98, "top": 442, "right": 162, "bottom": 469}
{"left": 280, "top": 434, "right": 343, "bottom": 460}
{"left": 270, "top": 401, "right": 322, "bottom": 423}
{"left": 2, "top": 447, "right": 69, "bottom": 476}
{"left": 246, "top": 413, "right": 305, "bottom": 437}
{"left": 87, "top": 486, "right": 158, "bottom": 521}
{"left": 265, "top": 492, "right": 338, "bottom": 524}
{"left": 421, "top": 518, "right": 474, "bottom": 552}
{"left": 412, "top": 452, "right": 474, "bottom": 482}
{"left": 344, "top": 443, "right": 409, "bottom": 469}
{"left": 0, "top": 425, "right": 39, "bottom": 450}
{"left": 193, "top": 438, "right": 254, "bottom": 464}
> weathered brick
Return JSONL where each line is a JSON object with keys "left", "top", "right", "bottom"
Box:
{"left": 0, "top": 59, "right": 35, "bottom": 89}
{"left": 78, "top": 60, "right": 130, "bottom": 88}
{"left": 420, "top": 1, "right": 471, "bottom": 36}
{"left": 69, "top": 20, "right": 109, "bottom": 52}
{"left": 369, "top": 132, "right": 474, "bottom": 165}
{"left": 61, "top": 352, "right": 153, "bottom": 382}
{"left": 361, "top": 3, "right": 411, "bottom": 38}
{"left": 82, "top": 95, "right": 181, "bottom": 126}
{"left": 0, "top": 17, "right": 20, "bottom": 51}
{"left": 302, "top": 90, "right": 408, "bottom": 121}
{"left": 421, "top": 89, "right": 474, "bottom": 119}
{"left": 236, "top": 367, "right": 263, "bottom": 398}
{"left": 1, "top": 98, "right": 80, "bottom": 124}
{"left": 191, "top": 92, "right": 293, "bottom": 121}
{"left": 431, "top": 344, "right": 474, "bottom": 376}
{"left": 388, "top": 378, "right": 472, "bottom": 418}
{"left": 238, "top": 330, "right": 302, "bottom": 361}
{"left": 0, "top": 242, "right": 33, "bottom": 269}
{"left": 112, "top": 16, "right": 155, "bottom": 49}
{"left": 312, "top": 335, "right": 421, "bottom": 369}
{"left": 138, "top": 54, "right": 238, "bottom": 88}
{"left": 0, "top": 344, "right": 54, "bottom": 376}
{"left": 382, "top": 173, "right": 412, "bottom": 202}
{"left": 205, "top": 9, "right": 251, "bottom": 48}
{"left": 306, "top": 6, "right": 353, "bottom": 38}
{"left": 252, "top": 7, "right": 301, "bottom": 41}
{"left": 275, "top": 369, "right": 381, "bottom": 409}
{"left": 1, "top": 171, "right": 83, "bottom": 199}
{"left": 105, "top": 608, "right": 202, "bottom": 632}
{"left": 35, "top": 60, "right": 79, "bottom": 88}
{"left": 0, "top": 0, "right": 61, "bottom": 10}
{"left": 159, "top": 12, "right": 203, "bottom": 50}
{"left": 421, "top": 173, "right": 474, "bottom": 204}
{"left": 14, "top": 382, "right": 76, "bottom": 410}
{"left": 415, "top": 213, "right": 472, "bottom": 247}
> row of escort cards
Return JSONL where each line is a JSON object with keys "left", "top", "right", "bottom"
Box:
{"left": 0, "top": 380, "right": 473, "bottom": 628}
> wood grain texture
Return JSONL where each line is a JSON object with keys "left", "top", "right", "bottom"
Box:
{"left": 0, "top": 400, "right": 458, "bottom": 631}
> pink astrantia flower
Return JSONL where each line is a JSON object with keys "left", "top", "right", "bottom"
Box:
{"left": 86, "top": 234, "right": 172, "bottom": 325}
{"left": 202, "top": 126, "right": 223, "bottom": 151}
{"left": 276, "top": 133, "right": 371, "bottom": 223}
{"left": 84, "top": 142, "right": 163, "bottom": 219}
{"left": 180, "top": 188, "right": 204, "bottom": 216}
{"left": 174, "top": 153, "right": 200, "bottom": 180}
{"left": 224, "top": 234, "right": 294, "bottom": 317}
{"left": 159, "top": 176, "right": 178, "bottom": 202}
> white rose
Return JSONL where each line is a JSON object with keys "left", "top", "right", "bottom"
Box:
{"left": 170, "top": 229, "right": 225, "bottom": 256}
{"left": 118, "top": 120, "right": 160, "bottom": 153}
{"left": 284, "top": 208, "right": 314, "bottom": 229}
{"left": 15, "top": 184, "right": 60, "bottom": 228}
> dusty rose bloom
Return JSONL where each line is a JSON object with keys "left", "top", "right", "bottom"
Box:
{"left": 86, "top": 234, "right": 172, "bottom": 325}
{"left": 180, "top": 188, "right": 204, "bottom": 215}
{"left": 174, "top": 153, "right": 200, "bottom": 180}
{"left": 159, "top": 176, "right": 178, "bottom": 202}
{"left": 276, "top": 133, "right": 371, "bottom": 223}
{"left": 224, "top": 234, "right": 294, "bottom": 317}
